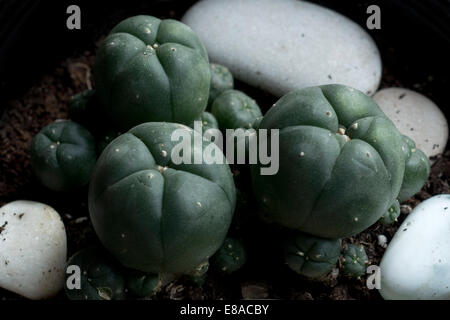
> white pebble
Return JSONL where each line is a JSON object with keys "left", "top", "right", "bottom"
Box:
{"left": 380, "top": 195, "right": 450, "bottom": 299}
{"left": 0, "top": 201, "right": 67, "bottom": 299}
{"left": 377, "top": 234, "right": 388, "bottom": 248}
{"left": 183, "top": 0, "right": 381, "bottom": 96}
{"left": 373, "top": 88, "right": 448, "bottom": 158}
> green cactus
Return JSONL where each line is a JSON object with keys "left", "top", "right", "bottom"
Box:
{"left": 342, "top": 244, "right": 369, "bottom": 278}
{"left": 251, "top": 84, "right": 430, "bottom": 238}
{"left": 211, "top": 90, "right": 262, "bottom": 130}
{"left": 64, "top": 247, "right": 126, "bottom": 300}
{"left": 88, "top": 122, "right": 236, "bottom": 274}
{"left": 380, "top": 200, "right": 400, "bottom": 225}
{"left": 125, "top": 270, "right": 161, "bottom": 297}
{"left": 30, "top": 120, "right": 97, "bottom": 191}
{"left": 208, "top": 63, "right": 234, "bottom": 107}
{"left": 94, "top": 15, "right": 211, "bottom": 130}
{"left": 397, "top": 135, "right": 431, "bottom": 203}
{"left": 68, "top": 89, "right": 96, "bottom": 123}
{"left": 189, "top": 111, "right": 219, "bottom": 133}
{"left": 210, "top": 238, "right": 247, "bottom": 274}
{"left": 284, "top": 232, "right": 341, "bottom": 279}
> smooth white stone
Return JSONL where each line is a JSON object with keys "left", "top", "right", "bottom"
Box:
{"left": 380, "top": 195, "right": 450, "bottom": 300}
{"left": 0, "top": 200, "right": 67, "bottom": 299}
{"left": 373, "top": 88, "right": 448, "bottom": 158}
{"left": 183, "top": 0, "right": 382, "bottom": 96}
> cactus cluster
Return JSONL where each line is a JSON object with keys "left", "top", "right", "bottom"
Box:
{"left": 24, "top": 13, "right": 434, "bottom": 301}
{"left": 252, "top": 85, "right": 430, "bottom": 239}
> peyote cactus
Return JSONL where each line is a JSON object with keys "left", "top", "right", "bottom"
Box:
{"left": 380, "top": 200, "right": 400, "bottom": 225}
{"left": 341, "top": 244, "right": 369, "bottom": 278}
{"left": 186, "top": 261, "right": 210, "bottom": 286}
{"left": 210, "top": 238, "right": 247, "bottom": 274}
{"left": 208, "top": 63, "right": 234, "bottom": 107}
{"left": 283, "top": 232, "right": 341, "bottom": 279}
{"left": 64, "top": 247, "right": 126, "bottom": 300}
{"left": 125, "top": 270, "right": 161, "bottom": 297}
{"left": 397, "top": 135, "right": 431, "bottom": 203}
{"left": 67, "top": 89, "right": 96, "bottom": 125}
{"left": 189, "top": 111, "right": 219, "bottom": 133}
{"left": 94, "top": 15, "right": 211, "bottom": 130}
{"left": 211, "top": 90, "right": 262, "bottom": 130}
{"left": 252, "top": 84, "right": 430, "bottom": 238}
{"left": 30, "top": 120, "right": 97, "bottom": 191}
{"left": 88, "top": 122, "right": 236, "bottom": 274}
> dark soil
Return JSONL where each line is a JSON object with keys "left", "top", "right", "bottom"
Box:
{"left": 1, "top": 41, "right": 449, "bottom": 301}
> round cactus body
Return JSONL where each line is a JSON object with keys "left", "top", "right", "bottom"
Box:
{"left": 284, "top": 232, "right": 341, "bottom": 279}
{"left": 30, "top": 120, "right": 97, "bottom": 191}
{"left": 212, "top": 90, "right": 262, "bottom": 130}
{"left": 342, "top": 244, "right": 369, "bottom": 278}
{"left": 251, "top": 84, "right": 430, "bottom": 238}
{"left": 211, "top": 238, "right": 247, "bottom": 274}
{"left": 208, "top": 63, "right": 234, "bottom": 107}
{"left": 88, "top": 122, "right": 236, "bottom": 274}
{"left": 64, "top": 247, "right": 126, "bottom": 300}
{"left": 94, "top": 15, "right": 210, "bottom": 130}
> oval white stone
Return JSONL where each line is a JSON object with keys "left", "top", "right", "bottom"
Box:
{"left": 380, "top": 195, "right": 450, "bottom": 300}
{"left": 183, "top": 0, "right": 382, "bottom": 96}
{"left": 0, "top": 200, "right": 67, "bottom": 299}
{"left": 373, "top": 88, "right": 448, "bottom": 158}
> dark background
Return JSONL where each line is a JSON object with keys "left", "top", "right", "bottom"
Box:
{"left": 0, "top": 0, "right": 449, "bottom": 111}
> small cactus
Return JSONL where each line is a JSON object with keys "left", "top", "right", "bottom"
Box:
{"left": 186, "top": 261, "right": 210, "bottom": 286}
{"left": 211, "top": 90, "right": 262, "bottom": 130}
{"left": 341, "top": 244, "right": 369, "bottom": 278}
{"left": 64, "top": 247, "right": 126, "bottom": 300}
{"left": 189, "top": 111, "right": 219, "bottom": 132}
{"left": 211, "top": 238, "right": 247, "bottom": 274}
{"left": 397, "top": 134, "right": 431, "bottom": 203}
{"left": 208, "top": 63, "right": 234, "bottom": 107}
{"left": 380, "top": 200, "right": 400, "bottom": 225}
{"left": 68, "top": 89, "right": 96, "bottom": 125}
{"left": 125, "top": 270, "right": 161, "bottom": 297}
{"left": 30, "top": 120, "right": 97, "bottom": 191}
{"left": 283, "top": 232, "right": 341, "bottom": 279}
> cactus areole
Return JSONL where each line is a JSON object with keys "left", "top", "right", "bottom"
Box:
{"left": 252, "top": 85, "right": 430, "bottom": 239}
{"left": 94, "top": 15, "right": 211, "bottom": 130}
{"left": 88, "top": 122, "right": 236, "bottom": 274}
